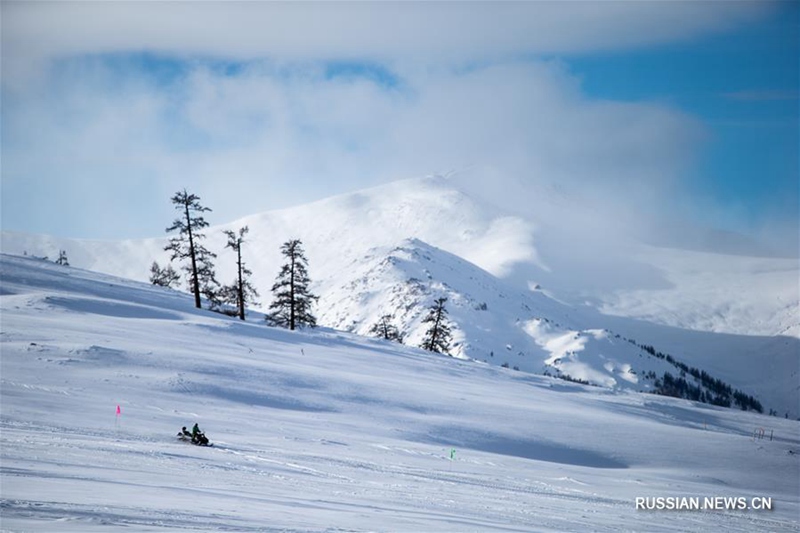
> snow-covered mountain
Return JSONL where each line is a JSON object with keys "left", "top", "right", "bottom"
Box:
{"left": 321, "top": 237, "right": 660, "bottom": 380}
{"left": 317, "top": 237, "right": 798, "bottom": 417}
{"left": 1, "top": 254, "right": 798, "bottom": 531}
{"left": 2, "top": 175, "right": 797, "bottom": 415}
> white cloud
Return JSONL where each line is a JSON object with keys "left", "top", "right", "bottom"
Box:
{"left": 2, "top": 53, "right": 703, "bottom": 239}
{"left": 2, "top": 1, "right": 773, "bottom": 88}
{"left": 0, "top": 1, "right": 776, "bottom": 239}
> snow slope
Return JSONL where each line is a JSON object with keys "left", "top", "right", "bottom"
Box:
{"left": 1, "top": 254, "right": 798, "bottom": 532}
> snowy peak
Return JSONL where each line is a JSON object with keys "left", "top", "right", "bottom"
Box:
{"left": 319, "top": 237, "right": 551, "bottom": 357}
{"left": 277, "top": 174, "right": 542, "bottom": 280}
{"left": 319, "top": 242, "right": 636, "bottom": 379}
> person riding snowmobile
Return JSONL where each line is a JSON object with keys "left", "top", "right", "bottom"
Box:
{"left": 191, "top": 423, "right": 209, "bottom": 445}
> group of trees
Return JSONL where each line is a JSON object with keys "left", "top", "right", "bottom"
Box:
{"left": 653, "top": 371, "right": 763, "bottom": 413}
{"left": 152, "top": 189, "right": 456, "bottom": 353}
{"left": 151, "top": 189, "right": 316, "bottom": 330}
{"left": 638, "top": 342, "right": 763, "bottom": 413}
{"left": 28, "top": 249, "right": 70, "bottom": 265}
{"left": 368, "top": 297, "right": 454, "bottom": 355}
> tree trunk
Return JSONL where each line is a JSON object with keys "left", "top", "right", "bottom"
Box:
{"left": 237, "top": 245, "right": 245, "bottom": 320}
{"left": 185, "top": 202, "right": 201, "bottom": 309}
{"left": 429, "top": 306, "right": 441, "bottom": 351}
{"left": 289, "top": 249, "right": 296, "bottom": 330}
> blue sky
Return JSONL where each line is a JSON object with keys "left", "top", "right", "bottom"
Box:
{"left": 1, "top": 1, "right": 797, "bottom": 253}
{"left": 567, "top": 3, "right": 798, "bottom": 233}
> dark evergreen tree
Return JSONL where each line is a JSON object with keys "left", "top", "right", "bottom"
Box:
{"left": 164, "top": 189, "right": 219, "bottom": 309}
{"left": 267, "top": 239, "right": 318, "bottom": 330}
{"left": 370, "top": 314, "right": 403, "bottom": 343}
{"left": 222, "top": 226, "right": 259, "bottom": 320}
{"left": 419, "top": 297, "right": 452, "bottom": 354}
{"left": 55, "top": 249, "right": 70, "bottom": 266}
{"left": 149, "top": 261, "right": 180, "bottom": 288}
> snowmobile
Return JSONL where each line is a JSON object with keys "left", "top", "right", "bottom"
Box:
{"left": 177, "top": 429, "right": 213, "bottom": 447}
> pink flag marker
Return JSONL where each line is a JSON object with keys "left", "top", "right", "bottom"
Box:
{"left": 116, "top": 405, "right": 121, "bottom": 416}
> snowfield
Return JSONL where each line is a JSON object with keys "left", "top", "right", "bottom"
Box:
{"left": 1, "top": 254, "right": 798, "bottom": 532}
